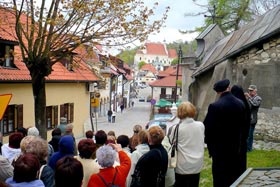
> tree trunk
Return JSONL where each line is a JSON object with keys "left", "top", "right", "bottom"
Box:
{"left": 31, "top": 68, "right": 47, "bottom": 139}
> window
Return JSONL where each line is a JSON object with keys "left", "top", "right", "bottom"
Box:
{"left": 46, "top": 106, "right": 58, "bottom": 129}
{"left": 0, "top": 45, "right": 16, "bottom": 68}
{"left": 60, "top": 103, "right": 74, "bottom": 123}
{"left": 2, "top": 105, "right": 23, "bottom": 135}
{"left": 61, "top": 55, "right": 74, "bottom": 71}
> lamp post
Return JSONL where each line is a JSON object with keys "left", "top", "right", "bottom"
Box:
{"left": 174, "top": 45, "right": 182, "bottom": 104}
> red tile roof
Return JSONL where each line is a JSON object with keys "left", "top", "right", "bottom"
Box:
{"left": 136, "top": 42, "right": 177, "bottom": 58}
{"left": 168, "top": 49, "right": 177, "bottom": 58}
{"left": 125, "top": 74, "right": 133, "bottom": 80}
{"left": 0, "top": 7, "right": 99, "bottom": 82}
{"left": 141, "top": 64, "right": 157, "bottom": 74}
{"left": 157, "top": 66, "right": 182, "bottom": 77}
{"left": 149, "top": 75, "right": 182, "bottom": 87}
{"left": 145, "top": 42, "right": 167, "bottom": 55}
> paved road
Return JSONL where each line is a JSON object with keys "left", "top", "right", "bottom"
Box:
{"left": 94, "top": 87, "right": 152, "bottom": 137}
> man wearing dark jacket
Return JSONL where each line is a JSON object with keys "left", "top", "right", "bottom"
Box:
{"left": 245, "top": 85, "right": 262, "bottom": 152}
{"left": 204, "top": 79, "right": 246, "bottom": 187}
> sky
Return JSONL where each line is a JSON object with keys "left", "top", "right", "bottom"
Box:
{"left": 112, "top": 0, "right": 208, "bottom": 53}
{"left": 146, "top": 0, "right": 208, "bottom": 43}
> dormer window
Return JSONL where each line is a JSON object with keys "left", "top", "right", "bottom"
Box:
{"left": 61, "top": 55, "right": 74, "bottom": 71}
{"left": 0, "top": 45, "right": 16, "bottom": 68}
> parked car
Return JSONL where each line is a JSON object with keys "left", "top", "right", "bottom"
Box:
{"left": 145, "top": 114, "right": 172, "bottom": 133}
{"left": 138, "top": 96, "right": 145, "bottom": 102}
{"left": 145, "top": 119, "right": 168, "bottom": 133}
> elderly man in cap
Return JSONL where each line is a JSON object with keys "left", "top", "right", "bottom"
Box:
{"left": 204, "top": 79, "right": 246, "bottom": 187}
{"left": 245, "top": 85, "right": 262, "bottom": 152}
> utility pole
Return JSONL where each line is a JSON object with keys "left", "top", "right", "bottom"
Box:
{"left": 174, "top": 45, "right": 182, "bottom": 104}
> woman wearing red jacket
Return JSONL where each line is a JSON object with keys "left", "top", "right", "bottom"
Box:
{"left": 87, "top": 144, "right": 131, "bottom": 187}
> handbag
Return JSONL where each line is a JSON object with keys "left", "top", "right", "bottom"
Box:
{"left": 167, "top": 122, "right": 180, "bottom": 168}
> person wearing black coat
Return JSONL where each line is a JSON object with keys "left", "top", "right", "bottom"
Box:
{"left": 231, "top": 85, "right": 251, "bottom": 174}
{"left": 204, "top": 79, "right": 246, "bottom": 187}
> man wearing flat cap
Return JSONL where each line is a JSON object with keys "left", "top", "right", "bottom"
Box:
{"left": 244, "top": 85, "right": 262, "bottom": 152}
{"left": 204, "top": 79, "right": 246, "bottom": 187}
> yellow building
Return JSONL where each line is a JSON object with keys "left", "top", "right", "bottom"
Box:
{"left": 0, "top": 8, "right": 99, "bottom": 143}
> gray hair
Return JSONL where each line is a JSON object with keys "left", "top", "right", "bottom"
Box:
{"left": 27, "top": 127, "right": 39, "bottom": 136}
{"left": 96, "top": 145, "right": 116, "bottom": 168}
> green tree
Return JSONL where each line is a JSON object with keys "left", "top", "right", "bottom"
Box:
{"left": 138, "top": 61, "right": 146, "bottom": 70}
{"left": 171, "top": 58, "right": 178, "bottom": 65}
{"left": 183, "top": 0, "right": 279, "bottom": 34}
{"left": 117, "top": 48, "right": 137, "bottom": 66}
{"left": 1, "top": 0, "right": 169, "bottom": 139}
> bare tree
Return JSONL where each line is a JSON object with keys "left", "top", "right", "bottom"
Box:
{"left": 0, "top": 0, "right": 169, "bottom": 139}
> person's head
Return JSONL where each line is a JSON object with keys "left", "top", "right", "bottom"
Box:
{"left": 133, "top": 125, "right": 142, "bottom": 134}
{"left": 117, "top": 135, "right": 130, "bottom": 148}
{"left": 231, "top": 85, "right": 247, "bottom": 102}
{"left": 177, "top": 101, "right": 196, "bottom": 120}
{"left": 52, "top": 128, "right": 62, "bottom": 137}
{"left": 9, "top": 132, "right": 24, "bottom": 149}
{"left": 248, "top": 84, "right": 257, "bottom": 97}
{"left": 27, "top": 127, "right": 40, "bottom": 136}
{"left": 106, "top": 135, "right": 116, "bottom": 144}
{"left": 148, "top": 126, "right": 164, "bottom": 145}
{"left": 65, "top": 124, "right": 73, "bottom": 135}
{"left": 60, "top": 117, "right": 67, "bottom": 124}
{"left": 13, "top": 153, "right": 40, "bottom": 183}
{"left": 20, "top": 135, "right": 36, "bottom": 153}
{"left": 58, "top": 135, "right": 75, "bottom": 154}
{"left": 95, "top": 130, "right": 107, "bottom": 145}
{"left": 17, "top": 127, "right": 27, "bottom": 137}
{"left": 107, "top": 130, "right": 116, "bottom": 137}
{"left": 85, "top": 130, "right": 94, "bottom": 139}
{"left": 25, "top": 136, "right": 49, "bottom": 161}
{"left": 96, "top": 145, "right": 116, "bottom": 168}
{"left": 78, "top": 139, "right": 96, "bottom": 159}
{"left": 213, "top": 79, "right": 230, "bottom": 94}
{"left": 55, "top": 156, "right": 83, "bottom": 187}
{"left": 138, "top": 130, "right": 148, "bottom": 144}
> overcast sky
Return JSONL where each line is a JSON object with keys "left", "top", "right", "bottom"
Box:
{"left": 146, "top": 0, "right": 208, "bottom": 43}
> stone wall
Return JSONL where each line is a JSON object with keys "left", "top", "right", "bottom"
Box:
{"left": 233, "top": 36, "right": 280, "bottom": 142}
{"left": 254, "top": 108, "right": 280, "bottom": 142}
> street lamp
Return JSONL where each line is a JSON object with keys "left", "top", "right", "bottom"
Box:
{"left": 174, "top": 45, "right": 182, "bottom": 103}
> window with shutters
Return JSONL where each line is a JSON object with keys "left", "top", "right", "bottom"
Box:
{"left": 46, "top": 105, "right": 58, "bottom": 129}
{"left": 60, "top": 103, "right": 74, "bottom": 123}
{"left": 2, "top": 104, "right": 23, "bottom": 135}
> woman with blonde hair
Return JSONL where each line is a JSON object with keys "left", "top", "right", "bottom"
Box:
{"left": 168, "top": 102, "right": 204, "bottom": 187}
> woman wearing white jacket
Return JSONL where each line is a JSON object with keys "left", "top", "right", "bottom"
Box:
{"left": 168, "top": 102, "right": 205, "bottom": 187}
{"left": 126, "top": 130, "right": 150, "bottom": 187}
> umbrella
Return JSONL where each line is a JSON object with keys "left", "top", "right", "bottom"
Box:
{"left": 155, "top": 99, "right": 172, "bottom": 107}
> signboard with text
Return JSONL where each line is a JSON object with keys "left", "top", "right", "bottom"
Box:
{"left": 0, "top": 94, "right": 12, "bottom": 120}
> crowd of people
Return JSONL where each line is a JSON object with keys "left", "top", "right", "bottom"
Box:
{"left": 0, "top": 79, "right": 261, "bottom": 187}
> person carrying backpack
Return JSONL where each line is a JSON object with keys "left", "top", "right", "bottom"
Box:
{"left": 88, "top": 144, "right": 131, "bottom": 187}
{"left": 130, "top": 126, "right": 168, "bottom": 187}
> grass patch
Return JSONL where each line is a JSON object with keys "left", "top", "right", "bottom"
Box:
{"left": 199, "top": 149, "right": 280, "bottom": 187}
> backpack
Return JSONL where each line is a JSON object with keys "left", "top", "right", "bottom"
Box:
{"left": 130, "top": 149, "right": 164, "bottom": 187}
{"left": 98, "top": 169, "right": 119, "bottom": 187}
